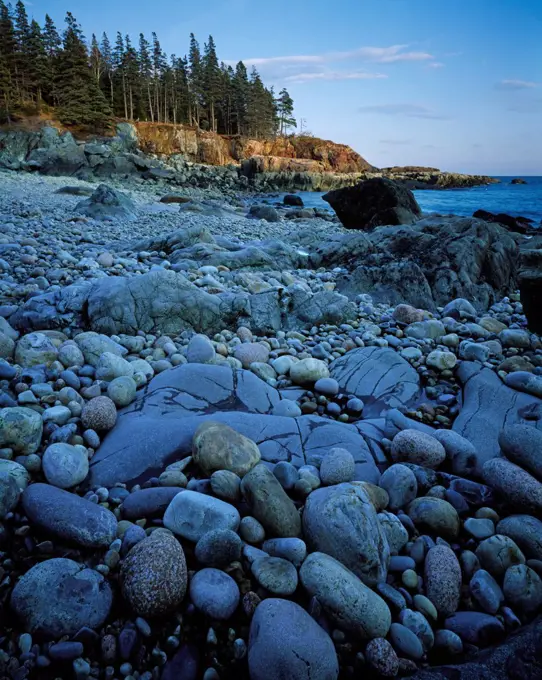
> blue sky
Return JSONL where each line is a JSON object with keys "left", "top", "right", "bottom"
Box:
{"left": 30, "top": 0, "right": 542, "bottom": 174}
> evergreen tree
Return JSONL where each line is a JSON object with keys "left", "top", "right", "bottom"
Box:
{"left": 90, "top": 34, "right": 102, "bottom": 85}
{"left": 42, "top": 14, "right": 61, "bottom": 104}
{"left": 138, "top": 33, "right": 153, "bottom": 121}
{"left": 232, "top": 61, "right": 249, "bottom": 136}
{"left": 151, "top": 32, "right": 166, "bottom": 122}
{"left": 27, "top": 20, "right": 47, "bottom": 107}
{"left": 56, "top": 12, "right": 111, "bottom": 128}
{"left": 188, "top": 33, "right": 204, "bottom": 126}
{"left": 0, "top": 0, "right": 15, "bottom": 117}
{"left": 123, "top": 35, "right": 140, "bottom": 120}
{"left": 13, "top": 0, "right": 31, "bottom": 99}
{"left": 100, "top": 33, "right": 113, "bottom": 107}
{"left": 113, "top": 32, "right": 127, "bottom": 117}
{"left": 277, "top": 87, "right": 296, "bottom": 135}
{"left": 203, "top": 35, "right": 220, "bottom": 132}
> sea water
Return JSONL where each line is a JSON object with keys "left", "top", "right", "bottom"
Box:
{"left": 286, "top": 177, "right": 542, "bottom": 225}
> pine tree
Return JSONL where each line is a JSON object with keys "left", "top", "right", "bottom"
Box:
{"left": 151, "top": 32, "right": 166, "bottom": 122}
{"left": 27, "top": 20, "right": 47, "bottom": 108}
{"left": 138, "top": 33, "right": 153, "bottom": 121}
{"left": 42, "top": 14, "right": 61, "bottom": 104}
{"left": 123, "top": 35, "right": 140, "bottom": 120}
{"left": 100, "top": 33, "right": 113, "bottom": 107}
{"left": 113, "top": 32, "right": 127, "bottom": 118}
{"left": 13, "top": 0, "right": 31, "bottom": 99}
{"left": 203, "top": 35, "right": 221, "bottom": 132}
{"left": 188, "top": 33, "right": 204, "bottom": 126}
{"left": 0, "top": 0, "right": 15, "bottom": 118}
{"left": 277, "top": 87, "right": 296, "bottom": 135}
{"left": 56, "top": 12, "right": 111, "bottom": 128}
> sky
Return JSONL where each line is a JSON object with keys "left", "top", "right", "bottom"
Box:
{"left": 28, "top": 0, "right": 542, "bottom": 175}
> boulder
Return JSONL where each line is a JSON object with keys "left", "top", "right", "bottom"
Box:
{"left": 519, "top": 249, "right": 542, "bottom": 334}
{"left": 192, "top": 421, "right": 261, "bottom": 477}
{"left": 163, "top": 490, "right": 240, "bottom": 542}
{"left": 248, "top": 599, "right": 339, "bottom": 680}
{"left": 322, "top": 178, "right": 421, "bottom": 230}
{"left": 473, "top": 209, "right": 532, "bottom": 234}
{"left": 303, "top": 483, "right": 389, "bottom": 586}
{"left": 283, "top": 194, "right": 304, "bottom": 207}
{"left": 11, "top": 558, "right": 112, "bottom": 638}
{"left": 75, "top": 184, "right": 136, "bottom": 221}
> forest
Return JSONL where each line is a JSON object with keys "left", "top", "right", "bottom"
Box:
{"left": 0, "top": 1, "right": 297, "bottom": 137}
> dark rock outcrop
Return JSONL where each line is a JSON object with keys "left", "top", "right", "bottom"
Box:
{"left": 322, "top": 178, "right": 422, "bottom": 230}
{"left": 322, "top": 216, "right": 519, "bottom": 311}
{"left": 519, "top": 249, "right": 542, "bottom": 333}
{"left": 511, "top": 178, "right": 527, "bottom": 184}
{"left": 473, "top": 209, "right": 533, "bottom": 234}
{"left": 75, "top": 184, "right": 137, "bottom": 221}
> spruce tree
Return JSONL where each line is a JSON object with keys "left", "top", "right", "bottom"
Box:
{"left": 27, "top": 20, "right": 47, "bottom": 107}
{"left": 56, "top": 12, "right": 111, "bottom": 128}
{"left": 232, "top": 61, "right": 249, "bottom": 135}
{"left": 203, "top": 35, "right": 220, "bottom": 132}
{"left": 42, "top": 14, "right": 61, "bottom": 104}
{"left": 123, "top": 35, "right": 140, "bottom": 120}
{"left": 277, "top": 88, "right": 296, "bottom": 135}
{"left": 138, "top": 33, "right": 153, "bottom": 121}
{"left": 0, "top": 0, "right": 15, "bottom": 117}
{"left": 188, "top": 33, "right": 204, "bottom": 126}
{"left": 100, "top": 33, "right": 113, "bottom": 107}
{"left": 113, "top": 32, "right": 127, "bottom": 118}
{"left": 13, "top": 0, "right": 31, "bottom": 99}
{"left": 90, "top": 34, "right": 102, "bottom": 85}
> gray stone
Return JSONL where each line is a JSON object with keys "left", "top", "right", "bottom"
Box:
{"left": 262, "top": 538, "right": 307, "bottom": 567}
{"left": 120, "top": 529, "right": 187, "bottom": 616}
{"left": 22, "top": 483, "right": 117, "bottom": 548}
{"left": 234, "top": 342, "right": 269, "bottom": 368}
{"left": 194, "top": 529, "right": 242, "bottom": 567}
{"left": 0, "top": 459, "right": 30, "bottom": 490}
{"left": 290, "top": 358, "right": 329, "bottom": 386}
{"left": 475, "top": 535, "right": 525, "bottom": 579}
{"left": 407, "top": 497, "right": 460, "bottom": 539}
{"left": 464, "top": 518, "right": 495, "bottom": 540}
{"left": 303, "top": 483, "right": 389, "bottom": 586}
{"left": 499, "top": 424, "right": 542, "bottom": 481}
{"left": 189, "top": 568, "right": 239, "bottom": 619}
{"left": 503, "top": 564, "right": 542, "bottom": 615}
{"left": 444, "top": 612, "right": 505, "bottom": 647}
{"left": 365, "top": 638, "right": 399, "bottom": 677}
{"left": 314, "top": 377, "right": 340, "bottom": 396}
{"left": 273, "top": 461, "right": 299, "bottom": 490}
{"left": 74, "top": 332, "right": 127, "bottom": 367}
{"left": 389, "top": 623, "right": 424, "bottom": 660}
{"left": 0, "top": 471, "right": 20, "bottom": 518}
{"left": 163, "top": 490, "right": 240, "bottom": 542}
{"left": 497, "top": 515, "right": 542, "bottom": 561}
{"left": 391, "top": 429, "right": 446, "bottom": 469}
{"left": 398, "top": 608, "right": 435, "bottom": 651}
{"left": 379, "top": 464, "right": 417, "bottom": 511}
{"left": 483, "top": 458, "right": 542, "bottom": 514}
{"left": 505, "top": 371, "right": 542, "bottom": 398}
{"left": 107, "top": 376, "right": 137, "bottom": 407}
{"left": 11, "top": 558, "right": 112, "bottom": 638}
{"left": 300, "top": 552, "right": 391, "bottom": 639}
{"left": 186, "top": 334, "right": 215, "bottom": 363}
{"left": 241, "top": 463, "right": 301, "bottom": 538}
{"left": 76, "top": 184, "right": 136, "bottom": 221}
{"left": 96, "top": 352, "right": 134, "bottom": 381}
{"left": 433, "top": 429, "right": 478, "bottom": 478}
{"left": 378, "top": 511, "right": 409, "bottom": 555}
{"left": 470, "top": 569, "right": 504, "bottom": 614}
{"left": 210, "top": 470, "right": 241, "bottom": 502}
{"left": 319, "top": 447, "right": 355, "bottom": 485}
{"left": 121, "top": 487, "right": 184, "bottom": 519}
{"left": 248, "top": 598, "right": 339, "bottom": 680}
{"left": 42, "top": 443, "right": 89, "bottom": 489}
{"left": 239, "top": 516, "right": 266, "bottom": 543}
{"left": 193, "top": 421, "right": 261, "bottom": 477}
{"left": 15, "top": 332, "right": 58, "bottom": 367}
{"left": 0, "top": 406, "right": 43, "bottom": 454}
{"left": 330, "top": 347, "right": 420, "bottom": 418}
{"left": 425, "top": 545, "right": 462, "bottom": 617}
{"left": 81, "top": 396, "right": 117, "bottom": 432}
{"left": 251, "top": 556, "right": 298, "bottom": 595}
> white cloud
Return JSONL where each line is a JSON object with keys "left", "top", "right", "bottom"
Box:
{"left": 284, "top": 70, "right": 388, "bottom": 84}
{"left": 359, "top": 104, "right": 450, "bottom": 120}
{"left": 428, "top": 62, "right": 444, "bottom": 69}
{"left": 498, "top": 79, "right": 539, "bottom": 90}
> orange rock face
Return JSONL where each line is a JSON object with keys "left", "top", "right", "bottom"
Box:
{"left": 134, "top": 122, "right": 373, "bottom": 174}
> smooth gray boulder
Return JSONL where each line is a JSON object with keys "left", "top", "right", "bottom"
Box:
{"left": 11, "top": 558, "right": 112, "bottom": 638}
{"left": 303, "top": 483, "right": 390, "bottom": 586}
{"left": 497, "top": 515, "right": 542, "bottom": 561}
{"left": 248, "top": 599, "right": 339, "bottom": 680}
{"left": 330, "top": 347, "right": 420, "bottom": 417}
{"left": 163, "top": 490, "right": 240, "bottom": 542}
{"left": 22, "top": 484, "right": 117, "bottom": 548}
{"left": 75, "top": 184, "right": 136, "bottom": 221}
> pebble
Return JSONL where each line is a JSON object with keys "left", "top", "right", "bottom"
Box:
{"left": 189, "top": 568, "right": 240, "bottom": 620}
{"left": 194, "top": 529, "right": 242, "bottom": 567}
{"left": 163, "top": 490, "right": 240, "bottom": 542}
{"left": 469, "top": 569, "right": 504, "bottom": 614}
{"left": 42, "top": 443, "right": 89, "bottom": 489}
{"left": 319, "top": 447, "right": 355, "bottom": 485}
{"left": 251, "top": 556, "right": 299, "bottom": 595}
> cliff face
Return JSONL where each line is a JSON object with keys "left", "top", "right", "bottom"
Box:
{"left": 133, "top": 122, "right": 372, "bottom": 174}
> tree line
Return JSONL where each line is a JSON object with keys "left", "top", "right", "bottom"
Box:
{"left": 0, "top": 1, "right": 297, "bottom": 137}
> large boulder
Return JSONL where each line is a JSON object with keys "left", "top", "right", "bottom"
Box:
{"left": 75, "top": 184, "right": 137, "bottom": 221}
{"left": 303, "top": 483, "right": 390, "bottom": 586}
{"left": 26, "top": 128, "right": 88, "bottom": 175}
{"left": 330, "top": 216, "right": 518, "bottom": 311}
{"left": 322, "top": 177, "right": 421, "bottom": 230}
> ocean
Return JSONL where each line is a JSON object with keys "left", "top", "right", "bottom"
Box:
{"left": 286, "top": 176, "right": 542, "bottom": 225}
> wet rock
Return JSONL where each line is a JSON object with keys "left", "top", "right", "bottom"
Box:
{"left": 189, "top": 568, "right": 240, "bottom": 619}
{"left": 192, "top": 421, "right": 261, "bottom": 477}
{"left": 164, "top": 490, "right": 240, "bottom": 542}
{"left": 425, "top": 545, "right": 461, "bottom": 617}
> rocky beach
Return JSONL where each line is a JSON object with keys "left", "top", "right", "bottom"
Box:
{"left": 0, "top": 122, "right": 542, "bottom": 680}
